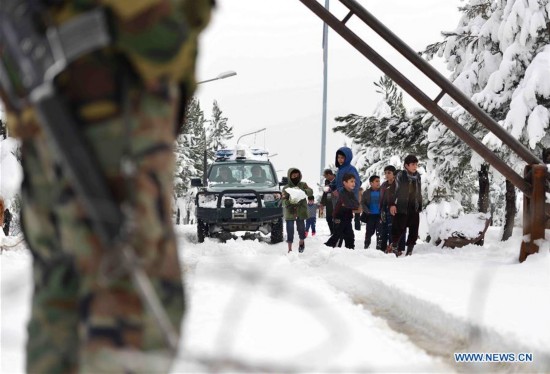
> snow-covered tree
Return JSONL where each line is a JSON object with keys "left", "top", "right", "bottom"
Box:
{"left": 334, "top": 75, "right": 434, "bottom": 196}
{"left": 208, "top": 100, "right": 233, "bottom": 151}
{"left": 423, "top": 0, "right": 550, "bottom": 239}
{"left": 174, "top": 97, "right": 206, "bottom": 197}
{"left": 173, "top": 99, "right": 234, "bottom": 199}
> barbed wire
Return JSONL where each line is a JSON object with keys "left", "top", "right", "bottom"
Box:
{"left": 2, "top": 236, "right": 549, "bottom": 373}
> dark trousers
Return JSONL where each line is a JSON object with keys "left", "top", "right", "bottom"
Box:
{"left": 305, "top": 217, "right": 316, "bottom": 233}
{"left": 380, "top": 208, "right": 405, "bottom": 250}
{"left": 326, "top": 216, "right": 334, "bottom": 235}
{"left": 390, "top": 211, "right": 419, "bottom": 248}
{"left": 364, "top": 214, "right": 381, "bottom": 249}
{"left": 325, "top": 218, "right": 354, "bottom": 249}
{"left": 286, "top": 219, "right": 306, "bottom": 243}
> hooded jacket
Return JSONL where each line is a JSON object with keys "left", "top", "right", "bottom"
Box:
{"left": 282, "top": 168, "right": 313, "bottom": 220}
{"left": 330, "top": 147, "right": 361, "bottom": 197}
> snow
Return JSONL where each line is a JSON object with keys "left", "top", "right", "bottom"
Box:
{"left": 429, "top": 212, "right": 490, "bottom": 243}
{"left": 2, "top": 221, "right": 550, "bottom": 373}
{"left": 285, "top": 187, "right": 307, "bottom": 204}
{"left": 0, "top": 137, "right": 22, "bottom": 200}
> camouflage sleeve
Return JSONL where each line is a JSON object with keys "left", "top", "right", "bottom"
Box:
{"left": 100, "top": 0, "right": 214, "bottom": 88}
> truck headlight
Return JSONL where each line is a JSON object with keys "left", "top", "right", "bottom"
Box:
{"left": 198, "top": 194, "right": 218, "bottom": 208}
{"left": 262, "top": 193, "right": 281, "bottom": 202}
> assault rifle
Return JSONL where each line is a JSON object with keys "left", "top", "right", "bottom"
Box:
{"left": 0, "top": 1, "right": 179, "bottom": 352}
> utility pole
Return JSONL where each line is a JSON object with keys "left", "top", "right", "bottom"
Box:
{"left": 320, "top": 0, "right": 329, "bottom": 184}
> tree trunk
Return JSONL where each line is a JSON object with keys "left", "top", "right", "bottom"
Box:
{"left": 476, "top": 164, "right": 490, "bottom": 246}
{"left": 501, "top": 180, "right": 516, "bottom": 241}
{"left": 478, "top": 164, "right": 490, "bottom": 213}
{"left": 543, "top": 148, "right": 550, "bottom": 229}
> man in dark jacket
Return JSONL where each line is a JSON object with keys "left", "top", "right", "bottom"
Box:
{"left": 379, "top": 165, "right": 406, "bottom": 252}
{"left": 387, "top": 155, "right": 422, "bottom": 256}
{"left": 320, "top": 169, "right": 336, "bottom": 234}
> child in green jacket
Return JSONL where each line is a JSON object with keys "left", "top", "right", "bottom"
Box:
{"left": 282, "top": 168, "right": 313, "bottom": 253}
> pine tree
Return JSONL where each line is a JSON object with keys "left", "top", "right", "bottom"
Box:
{"left": 423, "top": 0, "right": 550, "bottom": 238}
{"left": 174, "top": 97, "right": 206, "bottom": 197}
{"left": 334, "top": 75, "right": 430, "bottom": 193}
{"left": 173, "top": 98, "right": 235, "bottom": 198}
{"left": 208, "top": 100, "right": 233, "bottom": 151}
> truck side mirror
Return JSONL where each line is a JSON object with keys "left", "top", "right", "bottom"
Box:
{"left": 279, "top": 176, "right": 288, "bottom": 186}
{"left": 191, "top": 178, "right": 203, "bottom": 187}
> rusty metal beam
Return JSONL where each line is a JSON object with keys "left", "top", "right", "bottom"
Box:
{"left": 520, "top": 164, "right": 547, "bottom": 262}
{"left": 339, "top": 0, "right": 542, "bottom": 166}
{"left": 297, "top": 0, "right": 533, "bottom": 196}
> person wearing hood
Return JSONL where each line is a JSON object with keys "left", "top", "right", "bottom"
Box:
{"left": 281, "top": 168, "right": 313, "bottom": 253}
{"left": 330, "top": 146, "right": 361, "bottom": 198}
{"left": 331, "top": 147, "right": 362, "bottom": 235}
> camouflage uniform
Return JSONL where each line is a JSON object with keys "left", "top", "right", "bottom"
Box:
{"left": 0, "top": 1, "right": 212, "bottom": 372}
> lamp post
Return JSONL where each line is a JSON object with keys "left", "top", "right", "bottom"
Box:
{"left": 197, "top": 70, "right": 237, "bottom": 185}
{"left": 197, "top": 70, "right": 237, "bottom": 85}
{"left": 237, "top": 127, "right": 266, "bottom": 145}
{"left": 320, "top": 0, "right": 329, "bottom": 184}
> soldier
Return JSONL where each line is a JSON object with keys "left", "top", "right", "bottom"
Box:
{"left": 0, "top": 1, "right": 213, "bottom": 372}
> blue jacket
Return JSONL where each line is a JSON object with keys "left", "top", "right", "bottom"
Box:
{"left": 330, "top": 146, "right": 361, "bottom": 197}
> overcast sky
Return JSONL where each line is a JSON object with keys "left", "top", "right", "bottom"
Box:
{"left": 195, "top": 0, "right": 463, "bottom": 187}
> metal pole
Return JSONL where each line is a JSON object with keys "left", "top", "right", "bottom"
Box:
{"left": 237, "top": 127, "right": 266, "bottom": 144}
{"left": 297, "top": 0, "right": 533, "bottom": 196}
{"left": 338, "top": 0, "right": 542, "bottom": 166}
{"left": 320, "top": 0, "right": 329, "bottom": 183}
{"left": 520, "top": 164, "right": 547, "bottom": 262}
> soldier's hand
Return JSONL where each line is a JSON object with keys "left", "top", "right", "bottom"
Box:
{"left": 390, "top": 206, "right": 397, "bottom": 215}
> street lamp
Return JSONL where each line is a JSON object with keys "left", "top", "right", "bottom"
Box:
{"left": 197, "top": 70, "right": 237, "bottom": 185}
{"left": 320, "top": 0, "right": 329, "bottom": 185}
{"left": 197, "top": 70, "right": 237, "bottom": 85}
{"left": 237, "top": 127, "right": 266, "bottom": 144}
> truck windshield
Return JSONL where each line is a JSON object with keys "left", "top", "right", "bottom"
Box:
{"left": 209, "top": 163, "right": 277, "bottom": 187}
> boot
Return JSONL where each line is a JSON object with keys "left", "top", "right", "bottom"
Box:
{"left": 298, "top": 240, "right": 305, "bottom": 253}
{"left": 405, "top": 245, "right": 414, "bottom": 256}
{"left": 386, "top": 243, "right": 401, "bottom": 257}
{"left": 288, "top": 242, "right": 292, "bottom": 253}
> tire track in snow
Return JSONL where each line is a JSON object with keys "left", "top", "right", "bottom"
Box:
{"left": 310, "top": 258, "right": 550, "bottom": 373}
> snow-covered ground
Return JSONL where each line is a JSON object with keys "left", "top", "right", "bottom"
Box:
{"left": 2, "top": 221, "right": 550, "bottom": 373}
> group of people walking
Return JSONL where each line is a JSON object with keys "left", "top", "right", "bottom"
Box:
{"left": 281, "top": 146, "right": 422, "bottom": 256}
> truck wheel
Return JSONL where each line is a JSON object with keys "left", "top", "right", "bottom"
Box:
{"left": 197, "top": 219, "right": 208, "bottom": 243}
{"left": 270, "top": 218, "right": 284, "bottom": 244}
